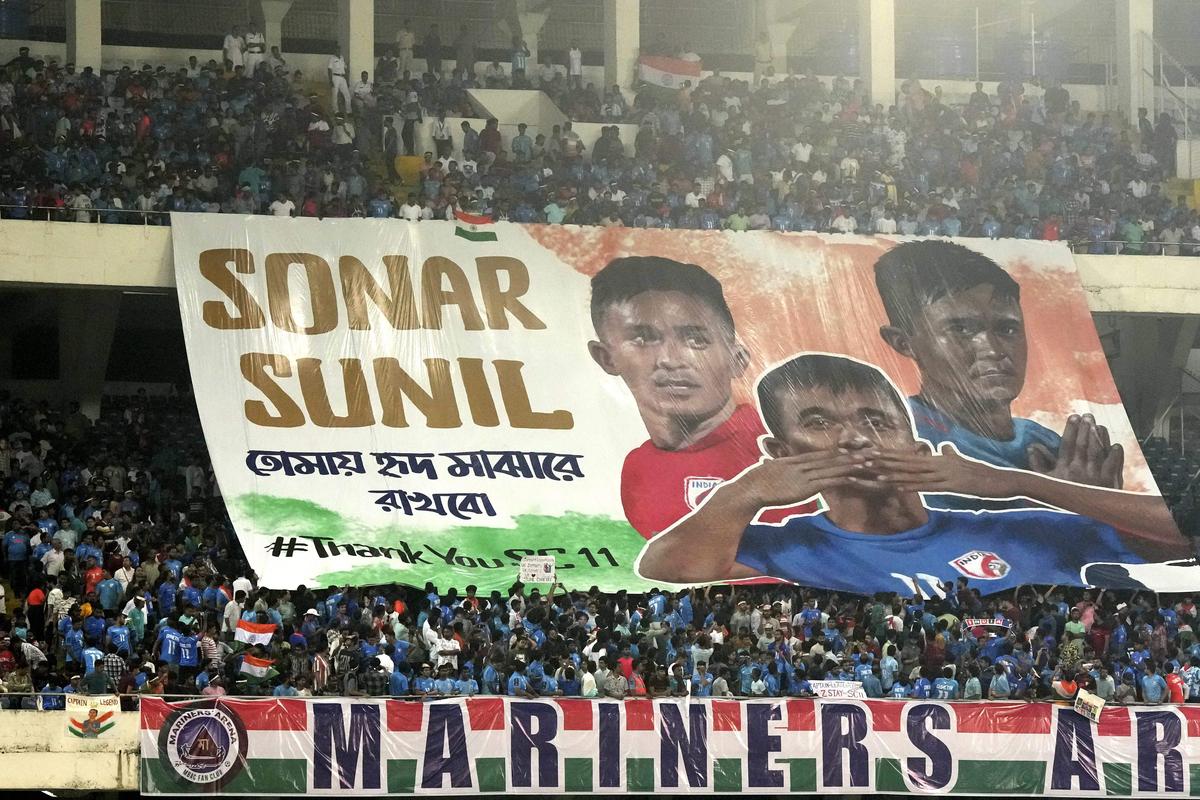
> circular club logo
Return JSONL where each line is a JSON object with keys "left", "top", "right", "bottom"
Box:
{"left": 158, "top": 703, "right": 248, "bottom": 787}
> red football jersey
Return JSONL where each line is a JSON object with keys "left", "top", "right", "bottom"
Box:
{"left": 620, "top": 404, "right": 816, "bottom": 539}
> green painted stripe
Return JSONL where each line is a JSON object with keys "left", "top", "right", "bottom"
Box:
{"left": 876, "top": 757, "right": 907, "bottom": 793}
{"left": 781, "top": 757, "right": 816, "bottom": 792}
{"left": 714, "top": 757, "right": 742, "bottom": 792}
{"left": 455, "top": 226, "right": 498, "bottom": 242}
{"left": 1107, "top": 762, "right": 1133, "bottom": 796}
{"left": 877, "top": 758, "right": 1045, "bottom": 795}
{"left": 954, "top": 759, "right": 1045, "bottom": 794}
{"left": 141, "top": 757, "right": 308, "bottom": 794}
{"left": 387, "top": 758, "right": 417, "bottom": 794}
{"left": 1187, "top": 763, "right": 1200, "bottom": 797}
{"left": 626, "top": 757, "right": 655, "bottom": 792}
{"left": 565, "top": 757, "right": 593, "bottom": 792}
{"left": 476, "top": 757, "right": 505, "bottom": 792}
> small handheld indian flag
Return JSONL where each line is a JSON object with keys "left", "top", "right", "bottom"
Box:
{"left": 454, "top": 209, "right": 497, "bottom": 242}
{"left": 239, "top": 654, "right": 277, "bottom": 683}
{"left": 235, "top": 619, "right": 276, "bottom": 648}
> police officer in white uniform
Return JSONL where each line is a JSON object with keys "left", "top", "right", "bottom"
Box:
{"left": 243, "top": 24, "right": 266, "bottom": 77}
{"left": 328, "top": 46, "right": 351, "bottom": 114}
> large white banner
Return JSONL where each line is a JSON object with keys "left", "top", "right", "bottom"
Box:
{"left": 171, "top": 215, "right": 1191, "bottom": 591}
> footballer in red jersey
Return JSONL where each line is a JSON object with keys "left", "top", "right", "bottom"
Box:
{"left": 587, "top": 256, "right": 814, "bottom": 539}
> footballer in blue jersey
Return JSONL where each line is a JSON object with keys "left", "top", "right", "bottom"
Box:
{"left": 638, "top": 353, "right": 1179, "bottom": 594}
{"left": 872, "top": 240, "right": 1090, "bottom": 476}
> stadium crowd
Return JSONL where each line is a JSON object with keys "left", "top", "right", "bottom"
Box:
{"left": 0, "top": 33, "right": 1195, "bottom": 254}
{"left": 2, "top": 393, "right": 1200, "bottom": 708}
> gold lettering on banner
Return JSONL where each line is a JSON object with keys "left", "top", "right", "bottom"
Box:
{"left": 373, "top": 357, "right": 461, "bottom": 429}
{"left": 495, "top": 359, "right": 573, "bottom": 430}
{"left": 340, "top": 255, "right": 420, "bottom": 330}
{"left": 476, "top": 257, "right": 546, "bottom": 330}
{"left": 458, "top": 358, "right": 501, "bottom": 427}
{"left": 199, "top": 249, "right": 266, "bottom": 330}
{"left": 240, "top": 352, "right": 304, "bottom": 427}
{"left": 420, "top": 256, "right": 485, "bottom": 331}
{"left": 297, "top": 358, "right": 375, "bottom": 428}
{"left": 237, "top": 356, "right": 574, "bottom": 430}
{"left": 265, "top": 252, "right": 339, "bottom": 335}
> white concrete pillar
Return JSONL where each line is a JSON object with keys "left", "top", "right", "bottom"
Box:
{"left": 258, "top": 0, "right": 293, "bottom": 55}
{"left": 603, "top": 0, "right": 640, "bottom": 90}
{"left": 59, "top": 290, "right": 120, "bottom": 420}
{"left": 518, "top": 11, "right": 549, "bottom": 68}
{"left": 65, "top": 0, "right": 102, "bottom": 71}
{"left": 1115, "top": 0, "right": 1154, "bottom": 123}
{"left": 857, "top": 0, "right": 896, "bottom": 109}
{"left": 338, "top": 0, "right": 375, "bottom": 81}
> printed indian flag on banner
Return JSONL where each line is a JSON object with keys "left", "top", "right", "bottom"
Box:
{"left": 454, "top": 209, "right": 497, "bottom": 242}
{"left": 234, "top": 619, "right": 276, "bottom": 647}
{"left": 637, "top": 55, "right": 703, "bottom": 89}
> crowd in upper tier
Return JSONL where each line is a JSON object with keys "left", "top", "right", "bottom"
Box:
{"left": 0, "top": 31, "right": 1195, "bottom": 254}
{"left": 1, "top": 393, "right": 1199, "bottom": 706}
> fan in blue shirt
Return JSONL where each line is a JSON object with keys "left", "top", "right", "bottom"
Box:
{"left": 932, "top": 669, "right": 960, "bottom": 699}
{"left": 157, "top": 582, "right": 177, "bottom": 615}
{"left": 81, "top": 645, "right": 104, "bottom": 675}
{"left": 389, "top": 669, "right": 410, "bottom": 696}
{"left": 157, "top": 624, "right": 182, "bottom": 664}
{"left": 637, "top": 354, "right": 1171, "bottom": 595}
{"left": 107, "top": 621, "right": 132, "bottom": 655}
{"left": 97, "top": 577, "right": 123, "bottom": 611}
{"left": 178, "top": 632, "right": 200, "bottom": 668}
{"left": 65, "top": 624, "right": 85, "bottom": 663}
{"left": 481, "top": 660, "right": 503, "bottom": 694}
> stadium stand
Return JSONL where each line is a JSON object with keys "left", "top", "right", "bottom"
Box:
{"left": 3, "top": 0, "right": 1200, "bottom": 721}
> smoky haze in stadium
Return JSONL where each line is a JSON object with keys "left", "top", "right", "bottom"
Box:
{"left": 3, "top": 0, "right": 1200, "bottom": 797}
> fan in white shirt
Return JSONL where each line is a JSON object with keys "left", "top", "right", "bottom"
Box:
{"left": 269, "top": 196, "right": 296, "bottom": 217}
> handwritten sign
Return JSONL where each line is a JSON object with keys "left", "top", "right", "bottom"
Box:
{"left": 520, "top": 555, "right": 556, "bottom": 584}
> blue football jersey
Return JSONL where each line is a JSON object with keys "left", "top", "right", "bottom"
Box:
{"left": 908, "top": 395, "right": 1061, "bottom": 471}
{"left": 735, "top": 508, "right": 1143, "bottom": 595}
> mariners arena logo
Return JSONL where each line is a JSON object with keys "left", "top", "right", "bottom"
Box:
{"left": 949, "top": 549, "right": 1011, "bottom": 580}
{"left": 159, "top": 704, "right": 248, "bottom": 787}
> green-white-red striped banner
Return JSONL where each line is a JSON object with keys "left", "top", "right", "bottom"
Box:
{"left": 140, "top": 696, "right": 1200, "bottom": 795}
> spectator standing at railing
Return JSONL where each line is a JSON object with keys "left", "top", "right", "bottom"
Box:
{"left": 567, "top": 42, "right": 583, "bottom": 89}
{"left": 243, "top": 23, "right": 267, "bottom": 78}
{"left": 454, "top": 25, "right": 477, "bottom": 82}
{"left": 222, "top": 25, "right": 245, "bottom": 72}
{"left": 423, "top": 25, "right": 443, "bottom": 78}
{"left": 395, "top": 18, "right": 415, "bottom": 76}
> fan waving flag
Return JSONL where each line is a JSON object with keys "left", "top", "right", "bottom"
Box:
{"left": 637, "top": 55, "right": 703, "bottom": 89}
{"left": 454, "top": 209, "right": 497, "bottom": 242}
{"left": 234, "top": 619, "right": 276, "bottom": 647}
{"left": 239, "top": 654, "right": 277, "bottom": 683}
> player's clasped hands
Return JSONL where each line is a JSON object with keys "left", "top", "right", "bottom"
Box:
{"left": 1027, "top": 413, "right": 1124, "bottom": 489}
